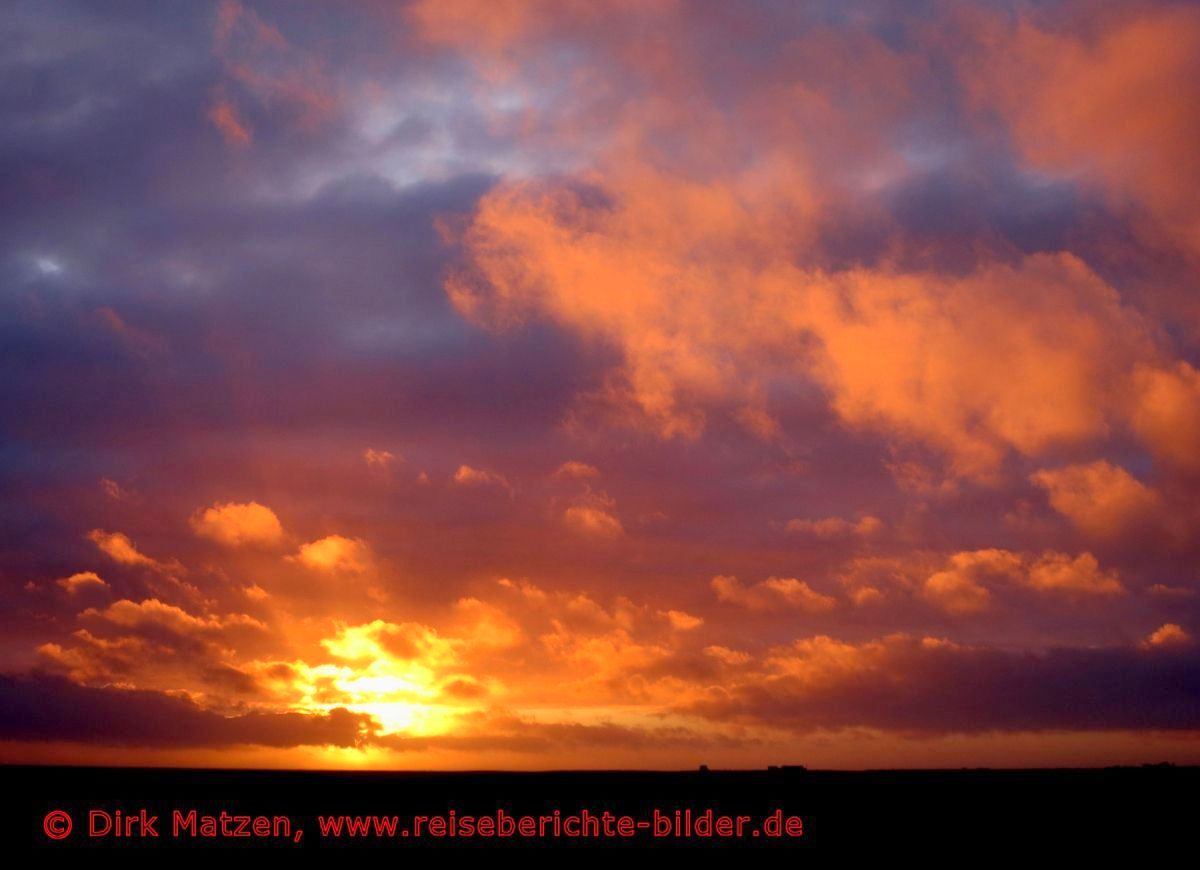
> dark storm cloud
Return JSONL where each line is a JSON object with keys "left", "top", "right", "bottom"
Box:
{"left": 0, "top": 0, "right": 598, "bottom": 462}
{"left": 0, "top": 670, "right": 745, "bottom": 752}
{"left": 689, "top": 638, "right": 1200, "bottom": 733}
{"left": 0, "top": 672, "right": 373, "bottom": 747}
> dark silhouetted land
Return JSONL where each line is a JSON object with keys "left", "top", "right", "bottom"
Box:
{"left": 5, "top": 764, "right": 1194, "bottom": 856}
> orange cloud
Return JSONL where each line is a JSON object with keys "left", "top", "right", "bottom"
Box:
{"left": 87, "top": 530, "right": 177, "bottom": 574}
{"left": 1130, "top": 362, "right": 1200, "bottom": 471}
{"left": 848, "top": 587, "right": 885, "bottom": 608}
{"left": 563, "top": 496, "right": 623, "bottom": 538}
{"left": 809, "top": 256, "right": 1150, "bottom": 476}
{"left": 923, "top": 573, "right": 990, "bottom": 616}
{"left": 448, "top": 167, "right": 1160, "bottom": 477}
{"left": 496, "top": 577, "right": 548, "bottom": 602}
{"left": 923, "top": 551, "right": 1010, "bottom": 615}
{"left": 100, "top": 478, "right": 128, "bottom": 501}
{"left": 452, "top": 597, "right": 524, "bottom": 649}
{"left": 704, "top": 645, "right": 751, "bottom": 666}
{"left": 37, "top": 631, "right": 150, "bottom": 683}
{"left": 785, "top": 515, "right": 882, "bottom": 539}
{"left": 452, "top": 464, "right": 510, "bottom": 489}
{"left": 207, "top": 96, "right": 252, "bottom": 146}
{"left": 1023, "top": 552, "right": 1123, "bottom": 599}
{"left": 1031, "top": 461, "right": 1161, "bottom": 538}
{"left": 82, "top": 598, "right": 267, "bottom": 637}
{"left": 554, "top": 460, "right": 599, "bottom": 479}
{"left": 712, "top": 575, "right": 836, "bottom": 614}
{"left": 539, "top": 624, "right": 668, "bottom": 689}
{"left": 661, "top": 610, "right": 703, "bottom": 631}
{"left": 764, "top": 634, "right": 898, "bottom": 688}
{"left": 923, "top": 549, "right": 1123, "bottom": 615}
{"left": 1143, "top": 623, "right": 1193, "bottom": 649}
{"left": 364, "top": 448, "right": 398, "bottom": 467}
{"left": 56, "top": 571, "right": 108, "bottom": 595}
{"left": 191, "top": 501, "right": 284, "bottom": 547}
{"left": 37, "top": 595, "right": 272, "bottom": 694}
{"left": 294, "top": 535, "right": 371, "bottom": 573}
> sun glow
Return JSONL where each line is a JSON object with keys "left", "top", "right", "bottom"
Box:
{"left": 277, "top": 619, "right": 476, "bottom": 740}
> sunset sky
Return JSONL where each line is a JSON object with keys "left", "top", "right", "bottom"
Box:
{"left": 3, "top": 0, "right": 1200, "bottom": 770}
